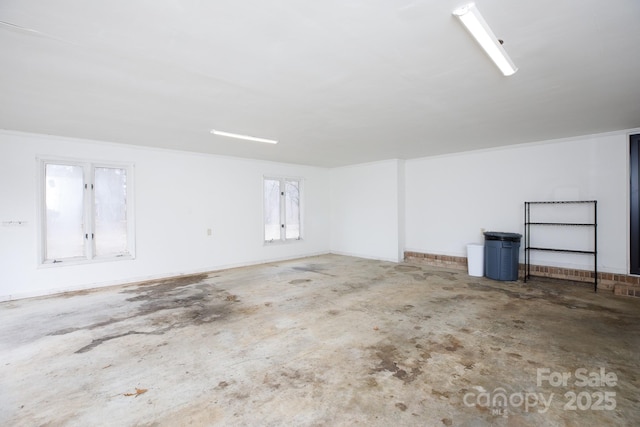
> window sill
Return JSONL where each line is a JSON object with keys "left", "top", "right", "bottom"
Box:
{"left": 264, "top": 238, "right": 304, "bottom": 246}
{"left": 39, "top": 254, "right": 135, "bottom": 268}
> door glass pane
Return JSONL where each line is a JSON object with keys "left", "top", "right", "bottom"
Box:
{"left": 264, "top": 179, "right": 281, "bottom": 241}
{"left": 631, "top": 134, "right": 640, "bottom": 274}
{"left": 45, "top": 164, "right": 85, "bottom": 259}
{"left": 285, "top": 180, "right": 300, "bottom": 240}
{"left": 94, "top": 167, "right": 128, "bottom": 256}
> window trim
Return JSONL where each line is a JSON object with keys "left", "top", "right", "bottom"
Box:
{"left": 37, "top": 157, "right": 136, "bottom": 267}
{"left": 263, "top": 175, "right": 303, "bottom": 244}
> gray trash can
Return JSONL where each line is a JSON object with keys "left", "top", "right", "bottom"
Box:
{"left": 484, "top": 231, "right": 522, "bottom": 281}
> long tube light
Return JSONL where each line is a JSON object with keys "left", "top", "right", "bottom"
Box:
{"left": 453, "top": 3, "right": 518, "bottom": 76}
{"left": 211, "top": 129, "right": 278, "bottom": 144}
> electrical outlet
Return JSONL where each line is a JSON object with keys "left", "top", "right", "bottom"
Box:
{"left": 207, "top": 228, "right": 212, "bottom": 236}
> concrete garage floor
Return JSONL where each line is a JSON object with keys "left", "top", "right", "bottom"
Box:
{"left": 1, "top": 255, "right": 639, "bottom": 426}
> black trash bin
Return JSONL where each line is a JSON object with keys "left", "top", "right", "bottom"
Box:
{"left": 484, "top": 231, "right": 522, "bottom": 281}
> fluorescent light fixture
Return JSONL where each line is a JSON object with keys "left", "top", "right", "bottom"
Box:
{"left": 453, "top": 3, "right": 518, "bottom": 76}
{"left": 210, "top": 129, "right": 278, "bottom": 144}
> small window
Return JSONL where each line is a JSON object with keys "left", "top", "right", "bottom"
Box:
{"left": 264, "top": 177, "right": 301, "bottom": 243}
{"left": 40, "top": 159, "right": 134, "bottom": 264}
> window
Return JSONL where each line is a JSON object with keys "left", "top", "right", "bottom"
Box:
{"left": 264, "top": 177, "right": 301, "bottom": 242}
{"left": 40, "top": 159, "right": 134, "bottom": 264}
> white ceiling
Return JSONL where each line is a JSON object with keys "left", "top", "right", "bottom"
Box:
{"left": 1, "top": 0, "right": 639, "bottom": 167}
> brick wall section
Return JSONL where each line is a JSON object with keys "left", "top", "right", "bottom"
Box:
{"left": 404, "top": 251, "right": 468, "bottom": 271}
{"left": 404, "top": 251, "right": 640, "bottom": 294}
{"left": 614, "top": 285, "right": 640, "bottom": 298}
{"left": 519, "top": 263, "right": 612, "bottom": 290}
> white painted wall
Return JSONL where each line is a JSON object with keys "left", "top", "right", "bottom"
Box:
{"left": 405, "top": 132, "right": 630, "bottom": 274}
{"left": 330, "top": 160, "right": 404, "bottom": 262}
{"left": 2, "top": 128, "right": 636, "bottom": 299}
{"left": 0, "top": 131, "right": 331, "bottom": 300}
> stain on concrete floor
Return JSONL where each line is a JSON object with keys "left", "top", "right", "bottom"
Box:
{"left": 1, "top": 254, "right": 639, "bottom": 426}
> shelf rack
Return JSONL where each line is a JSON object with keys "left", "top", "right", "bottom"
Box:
{"left": 524, "top": 200, "right": 598, "bottom": 292}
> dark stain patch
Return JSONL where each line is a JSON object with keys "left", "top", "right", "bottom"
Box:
{"left": 48, "top": 327, "right": 81, "bottom": 336}
{"left": 217, "top": 381, "right": 229, "bottom": 389}
{"left": 432, "top": 389, "right": 450, "bottom": 399}
{"left": 49, "top": 315, "right": 134, "bottom": 336}
{"left": 442, "top": 418, "right": 453, "bottom": 426}
{"left": 183, "top": 304, "right": 229, "bottom": 325}
{"left": 507, "top": 352, "right": 523, "bottom": 359}
{"left": 146, "top": 291, "right": 232, "bottom": 324}
{"left": 420, "top": 352, "right": 432, "bottom": 360}
{"left": 475, "top": 403, "right": 489, "bottom": 413}
{"left": 393, "top": 367, "right": 422, "bottom": 383}
{"left": 75, "top": 330, "right": 164, "bottom": 354}
{"left": 461, "top": 361, "right": 475, "bottom": 370}
{"left": 289, "top": 279, "right": 312, "bottom": 285}
{"left": 373, "top": 345, "right": 402, "bottom": 373}
{"left": 292, "top": 265, "right": 335, "bottom": 277}
{"left": 262, "top": 373, "right": 281, "bottom": 390}
{"left": 124, "top": 274, "right": 210, "bottom": 301}
{"left": 327, "top": 310, "right": 340, "bottom": 316}
{"left": 54, "top": 273, "right": 239, "bottom": 352}
{"left": 444, "top": 335, "right": 463, "bottom": 352}
{"left": 513, "top": 319, "right": 525, "bottom": 324}
{"left": 277, "top": 369, "right": 322, "bottom": 389}
{"left": 231, "top": 392, "right": 250, "bottom": 400}
{"left": 364, "top": 377, "right": 378, "bottom": 388}
{"left": 370, "top": 344, "right": 423, "bottom": 384}
{"left": 395, "top": 402, "right": 407, "bottom": 411}
{"left": 422, "top": 335, "right": 464, "bottom": 354}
